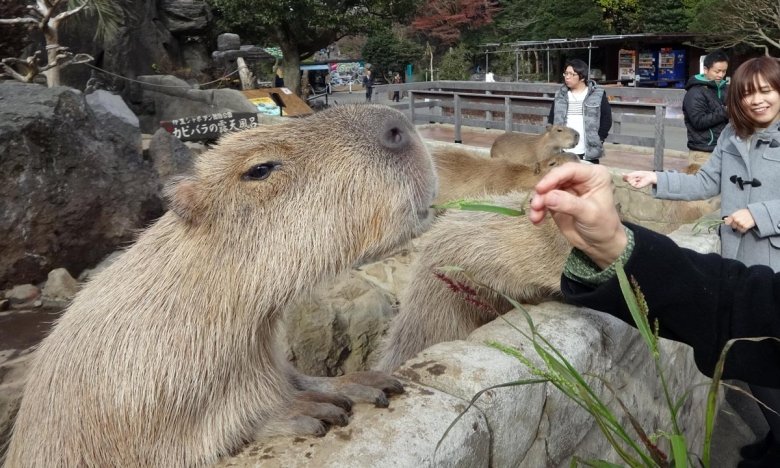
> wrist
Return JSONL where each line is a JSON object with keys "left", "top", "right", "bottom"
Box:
{"left": 584, "top": 225, "right": 628, "bottom": 269}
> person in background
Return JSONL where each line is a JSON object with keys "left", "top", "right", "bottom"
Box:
{"left": 364, "top": 69, "right": 375, "bottom": 102}
{"left": 392, "top": 72, "right": 402, "bottom": 102}
{"left": 548, "top": 58, "right": 612, "bottom": 164}
{"left": 273, "top": 65, "right": 284, "bottom": 88}
{"left": 530, "top": 162, "right": 780, "bottom": 466}
{"left": 623, "top": 55, "right": 780, "bottom": 467}
{"left": 683, "top": 50, "right": 730, "bottom": 165}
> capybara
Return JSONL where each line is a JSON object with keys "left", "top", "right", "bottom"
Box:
{"left": 375, "top": 191, "right": 571, "bottom": 372}
{"left": 490, "top": 124, "right": 579, "bottom": 165}
{"left": 6, "top": 105, "right": 437, "bottom": 467}
{"left": 432, "top": 146, "right": 578, "bottom": 205}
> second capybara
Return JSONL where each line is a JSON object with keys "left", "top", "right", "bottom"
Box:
{"left": 490, "top": 125, "right": 579, "bottom": 165}
{"left": 432, "top": 146, "right": 578, "bottom": 205}
{"left": 375, "top": 191, "right": 571, "bottom": 372}
{"left": 5, "top": 105, "right": 437, "bottom": 467}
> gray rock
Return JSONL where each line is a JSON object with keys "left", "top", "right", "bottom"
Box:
{"left": 125, "top": 75, "right": 258, "bottom": 133}
{"left": 0, "top": 82, "right": 162, "bottom": 288}
{"left": 148, "top": 128, "right": 195, "bottom": 186}
{"left": 4, "top": 285, "right": 41, "bottom": 305}
{"left": 159, "top": 0, "right": 212, "bottom": 35}
{"left": 217, "top": 33, "right": 241, "bottom": 52}
{"left": 42, "top": 268, "right": 80, "bottom": 302}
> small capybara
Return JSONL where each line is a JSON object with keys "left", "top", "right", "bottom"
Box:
{"left": 490, "top": 124, "right": 579, "bottom": 165}
{"left": 6, "top": 105, "right": 437, "bottom": 467}
{"left": 432, "top": 146, "right": 578, "bottom": 205}
{"left": 375, "top": 191, "right": 571, "bottom": 372}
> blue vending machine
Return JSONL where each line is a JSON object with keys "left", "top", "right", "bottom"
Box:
{"left": 636, "top": 50, "right": 657, "bottom": 85}
{"left": 657, "top": 48, "right": 686, "bottom": 88}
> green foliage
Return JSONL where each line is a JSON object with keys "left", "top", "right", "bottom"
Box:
{"left": 595, "top": 0, "right": 641, "bottom": 34}
{"left": 208, "top": 0, "right": 419, "bottom": 56}
{"left": 637, "top": 0, "right": 689, "bottom": 33}
{"left": 437, "top": 45, "right": 472, "bottom": 80}
{"left": 362, "top": 28, "right": 423, "bottom": 79}
{"left": 488, "top": 0, "right": 606, "bottom": 43}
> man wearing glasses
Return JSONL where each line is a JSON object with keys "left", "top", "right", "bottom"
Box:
{"left": 548, "top": 59, "right": 612, "bottom": 164}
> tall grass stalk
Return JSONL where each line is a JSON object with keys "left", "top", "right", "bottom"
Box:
{"left": 434, "top": 265, "right": 730, "bottom": 467}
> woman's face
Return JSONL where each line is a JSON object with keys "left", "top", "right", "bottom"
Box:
{"left": 742, "top": 74, "right": 780, "bottom": 127}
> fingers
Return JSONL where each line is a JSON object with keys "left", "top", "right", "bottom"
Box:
{"left": 533, "top": 162, "right": 605, "bottom": 195}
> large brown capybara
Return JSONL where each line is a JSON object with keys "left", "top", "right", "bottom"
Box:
{"left": 5, "top": 105, "right": 437, "bottom": 467}
{"left": 490, "top": 125, "right": 579, "bottom": 165}
{"left": 375, "top": 191, "right": 570, "bottom": 372}
{"left": 432, "top": 146, "right": 578, "bottom": 205}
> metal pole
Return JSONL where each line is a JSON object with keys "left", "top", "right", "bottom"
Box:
{"left": 546, "top": 50, "right": 550, "bottom": 83}
{"left": 504, "top": 96, "right": 512, "bottom": 131}
{"left": 454, "top": 94, "right": 462, "bottom": 144}
{"left": 515, "top": 51, "right": 519, "bottom": 82}
{"left": 409, "top": 91, "right": 416, "bottom": 124}
{"left": 588, "top": 42, "right": 592, "bottom": 78}
{"left": 485, "top": 50, "right": 489, "bottom": 73}
{"left": 654, "top": 105, "right": 666, "bottom": 171}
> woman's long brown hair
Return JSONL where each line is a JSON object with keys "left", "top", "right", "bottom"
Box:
{"left": 727, "top": 56, "right": 780, "bottom": 138}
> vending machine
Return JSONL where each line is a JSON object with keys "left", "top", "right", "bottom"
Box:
{"left": 618, "top": 49, "right": 636, "bottom": 82}
{"left": 636, "top": 50, "right": 657, "bottom": 83}
{"left": 657, "top": 48, "right": 687, "bottom": 88}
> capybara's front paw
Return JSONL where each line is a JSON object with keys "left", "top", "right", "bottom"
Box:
{"left": 306, "top": 371, "right": 404, "bottom": 408}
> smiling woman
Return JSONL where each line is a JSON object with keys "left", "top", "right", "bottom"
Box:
{"left": 622, "top": 55, "right": 780, "bottom": 467}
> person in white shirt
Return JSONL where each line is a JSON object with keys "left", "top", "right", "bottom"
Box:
{"left": 548, "top": 59, "right": 612, "bottom": 163}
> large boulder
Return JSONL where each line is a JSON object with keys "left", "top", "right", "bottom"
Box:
{"left": 0, "top": 82, "right": 162, "bottom": 288}
{"left": 124, "top": 75, "right": 259, "bottom": 133}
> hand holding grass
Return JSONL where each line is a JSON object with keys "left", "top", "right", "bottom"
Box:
{"left": 530, "top": 162, "right": 627, "bottom": 269}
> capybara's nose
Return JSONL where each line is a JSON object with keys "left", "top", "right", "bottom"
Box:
{"left": 380, "top": 118, "right": 411, "bottom": 151}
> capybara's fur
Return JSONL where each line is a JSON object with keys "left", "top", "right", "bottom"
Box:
{"left": 432, "top": 147, "right": 578, "bottom": 204}
{"left": 375, "top": 191, "right": 571, "bottom": 372}
{"left": 490, "top": 125, "right": 579, "bottom": 165}
{"left": 6, "top": 105, "right": 437, "bottom": 467}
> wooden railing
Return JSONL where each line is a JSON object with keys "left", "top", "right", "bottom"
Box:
{"left": 379, "top": 81, "right": 686, "bottom": 171}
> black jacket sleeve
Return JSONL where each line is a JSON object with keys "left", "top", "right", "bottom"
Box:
{"left": 561, "top": 223, "right": 780, "bottom": 388}
{"left": 683, "top": 86, "right": 728, "bottom": 130}
{"left": 598, "top": 92, "right": 612, "bottom": 141}
{"left": 547, "top": 104, "right": 555, "bottom": 126}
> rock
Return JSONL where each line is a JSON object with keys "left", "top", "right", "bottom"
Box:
{"left": 124, "top": 75, "right": 259, "bottom": 133}
{"left": 42, "top": 268, "right": 80, "bottom": 302}
{"left": 4, "top": 285, "right": 40, "bottom": 306}
{"left": 217, "top": 33, "right": 241, "bottom": 52}
{"left": 0, "top": 82, "right": 163, "bottom": 288}
{"left": 148, "top": 128, "right": 195, "bottom": 186}
{"left": 159, "top": 0, "right": 213, "bottom": 35}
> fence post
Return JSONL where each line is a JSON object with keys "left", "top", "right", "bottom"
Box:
{"left": 454, "top": 93, "right": 462, "bottom": 144}
{"left": 654, "top": 104, "right": 665, "bottom": 171}
{"left": 409, "top": 91, "right": 415, "bottom": 124}
{"left": 504, "top": 96, "right": 512, "bottom": 131}
{"left": 485, "top": 90, "right": 492, "bottom": 125}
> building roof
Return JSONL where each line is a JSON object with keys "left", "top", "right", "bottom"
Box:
{"left": 480, "top": 33, "right": 704, "bottom": 53}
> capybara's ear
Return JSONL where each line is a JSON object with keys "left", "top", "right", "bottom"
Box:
{"left": 164, "top": 176, "right": 204, "bottom": 225}
{"left": 533, "top": 162, "right": 542, "bottom": 175}
{"left": 545, "top": 123, "right": 552, "bottom": 130}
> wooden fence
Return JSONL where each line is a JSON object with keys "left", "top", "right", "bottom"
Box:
{"left": 379, "top": 81, "right": 686, "bottom": 171}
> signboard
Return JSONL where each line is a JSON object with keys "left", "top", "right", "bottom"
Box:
{"left": 242, "top": 88, "right": 313, "bottom": 117}
{"left": 160, "top": 112, "right": 262, "bottom": 142}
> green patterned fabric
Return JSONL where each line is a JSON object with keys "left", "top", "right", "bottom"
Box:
{"left": 563, "top": 226, "right": 635, "bottom": 287}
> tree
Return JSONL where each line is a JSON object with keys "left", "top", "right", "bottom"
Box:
{"left": 487, "top": 0, "right": 605, "bottom": 43}
{"left": 0, "top": 0, "right": 121, "bottom": 86}
{"left": 362, "top": 28, "right": 423, "bottom": 80}
{"left": 438, "top": 44, "right": 471, "bottom": 80}
{"left": 637, "top": 0, "right": 688, "bottom": 32}
{"left": 208, "top": 0, "right": 419, "bottom": 95}
{"left": 595, "top": 0, "right": 640, "bottom": 34}
{"left": 411, "top": 0, "right": 500, "bottom": 47}
{"left": 690, "top": 0, "right": 780, "bottom": 54}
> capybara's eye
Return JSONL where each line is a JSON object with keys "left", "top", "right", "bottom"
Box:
{"left": 242, "top": 162, "right": 279, "bottom": 181}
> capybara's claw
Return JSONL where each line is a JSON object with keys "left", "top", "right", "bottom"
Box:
{"left": 373, "top": 394, "right": 390, "bottom": 408}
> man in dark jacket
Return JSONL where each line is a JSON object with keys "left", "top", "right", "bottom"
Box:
{"left": 682, "top": 50, "right": 729, "bottom": 164}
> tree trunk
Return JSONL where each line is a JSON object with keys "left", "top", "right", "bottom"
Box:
{"left": 279, "top": 40, "right": 301, "bottom": 97}
{"left": 42, "top": 19, "right": 61, "bottom": 87}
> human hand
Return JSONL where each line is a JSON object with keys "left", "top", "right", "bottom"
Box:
{"left": 622, "top": 171, "right": 657, "bottom": 189}
{"left": 723, "top": 208, "right": 756, "bottom": 233}
{"left": 530, "top": 163, "right": 627, "bottom": 269}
